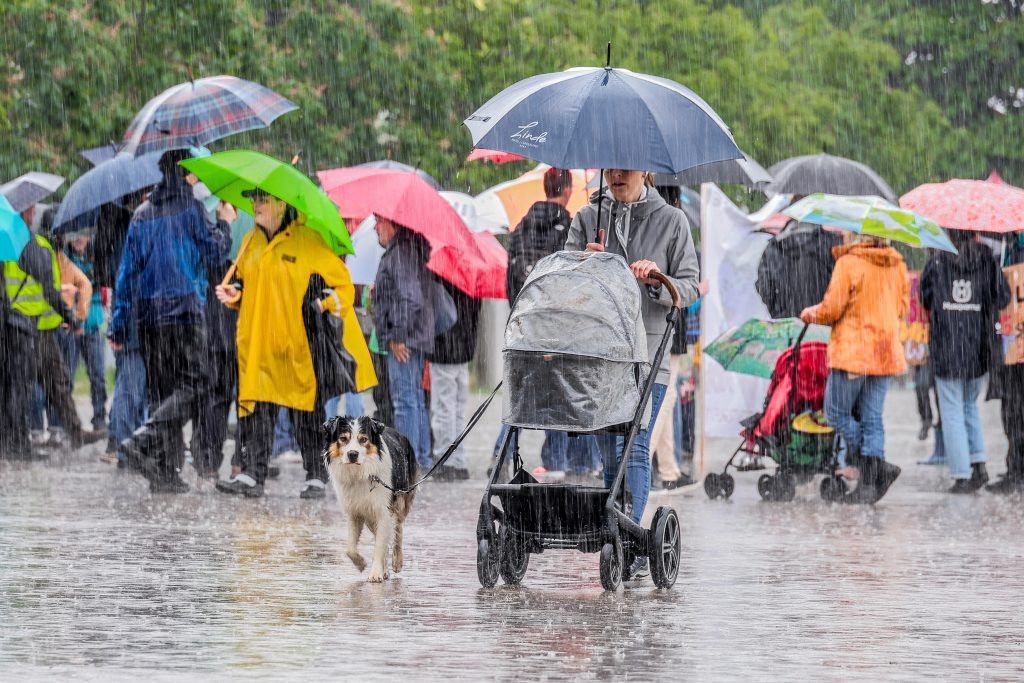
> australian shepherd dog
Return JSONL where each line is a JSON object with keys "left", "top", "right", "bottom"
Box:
{"left": 323, "top": 416, "right": 418, "bottom": 582}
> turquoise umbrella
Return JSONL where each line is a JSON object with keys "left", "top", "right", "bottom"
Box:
{"left": 0, "top": 194, "right": 31, "bottom": 261}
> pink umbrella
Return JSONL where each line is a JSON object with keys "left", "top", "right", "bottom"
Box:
{"left": 466, "top": 148, "right": 526, "bottom": 164}
{"left": 430, "top": 232, "right": 508, "bottom": 300}
{"left": 899, "top": 179, "right": 1024, "bottom": 233}
{"left": 317, "top": 166, "right": 503, "bottom": 297}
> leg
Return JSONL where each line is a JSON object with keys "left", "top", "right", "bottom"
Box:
{"left": 935, "top": 376, "right": 970, "bottom": 480}
{"left": 651, "top": 360, "right": 681, "bottom": 482}
{"left": 36, "top": 331, "right": 85, "bottom": 441}
{"left": 237, "top": 402, "right": 276, "bottom": 484}
{"left": 367, "top": 511, "right": 394, "bottom": 582}
{"left": 541, "top": 431, "right": 568, "bottom": 472}
{"left": 291, "top": 394, "right": 330, "bottom": 484}
{"left": 429, "top": 363, "right": 458, "bottom": 465}
{"left": 344, "top": 392, "right": 365, "bottom": 418}
{"left": 856, "top": 375, "right": 891, "bottom": 459}
{"left": 623, "top": 383, "right": 665, "bottom": 523}
{"left": 80, "top": 331, "right": 108, "bottom": 430}
{"left": 272, "top": 407, "right": 299, "bottom": 456}
{"left": 387, "top": 350, "right": 431, "bottom": 469}
{"left": 1004, "top": 365, "right": 1024, "bottom": 480}
{"left": 964, "top": 375, "right": 986, "bottom": 463}
{"left": 110, "top": 347, "right": 147, "bottom": 457}
{"left": 371, "top": 352, "right": 394, "bottom": 425}
{"left": 824, "top": 370, "right": 863, "bottom": 462}
{"left": 0, "top": 329, "right": 36, "bottom": 457}
{"left": 347, "top": 516, "right": 367, "bottom": 572}
{"left": 913, "top": 363, "right": 932, "bottom": 427}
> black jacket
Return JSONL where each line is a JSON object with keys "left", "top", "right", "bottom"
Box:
{"left": 921, "top": 240, "right": 1011, "bottom": 379}
{"left": 506, "top": 200, "right": 571, "bottom": 302}
{"left": 429, "top": 281, "right": 481, "bottom": 365}
{"left": 755, "top": 224, "right": 842, "bottom": 319}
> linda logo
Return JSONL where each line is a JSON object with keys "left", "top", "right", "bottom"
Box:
{"left": 511, "top": 122, "right": 548, "bottom": 147}
{"left": 952, "top": 279, "right": 972, "bottom": 303}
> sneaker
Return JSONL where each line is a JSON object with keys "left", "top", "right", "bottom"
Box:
{"left": 662, "top": 473, "right": 697, "bottom": 490}
{"left": 150, "top": 475, "right": 190, "bottom": 494}
{"left": 433, "top": 464, "right": 470, "bottom": 481}
{"left": 276, "top": 450, "right": 302, "bottom": 464}
{"left": 917, "top": 451, "right": 945, "bottom": 466}
{"left": 78, "top": 429, "right": 108, "bottom": 446}
{"left": 627, "top": 557, "right": 649, "bottom": 581}
{"left": 99, "top": 451, "right": 119, "bottom": 465}
{"left": 300, "top": 479, "right": 327, "bottom": 499}
{"left": 215, "top": 474, "right": 264, "bottom": 498}
{"left": 949, "top": 478, "right": 975, "bottom": 494}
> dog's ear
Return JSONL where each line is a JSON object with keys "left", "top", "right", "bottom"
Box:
{"left": 322, "top": 416, "right": 343, "bottom": 440}
{"left": 366, "top": 418, "right": 386, "bottom": 440}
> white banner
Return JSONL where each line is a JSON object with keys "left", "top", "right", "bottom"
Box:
{"left": 699, "top": 184, "right": 774, "bottom": 440}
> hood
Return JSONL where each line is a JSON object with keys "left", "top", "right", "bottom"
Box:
{"left": 520, "top": 200, "right": 570, "bottom": 231}
{"left": 832, "top": 243, "right": 904, "bottom": 267}
{"left": 389, "top": 226, "right": 431, "bottom": 260}
{"left": 775, "top": 223, "right": 839, "bottom": 255}
{"left": 148, "top": 170, "right": 192, "bottom": 206}
{"left": 587, "top": 185, "right": 670, "bottom": 222}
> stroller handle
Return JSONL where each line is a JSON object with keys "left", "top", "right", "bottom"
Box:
{"left": 650, "top": 271, "right": 682, "bottom": 309}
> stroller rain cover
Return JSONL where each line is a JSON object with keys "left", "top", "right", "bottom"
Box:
{"left": 502, "top": 251, "right": 649, "bottom": 431}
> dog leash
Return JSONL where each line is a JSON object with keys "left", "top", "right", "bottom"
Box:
{"left": 369, "top": 382, "right": 502, "bottom": 494}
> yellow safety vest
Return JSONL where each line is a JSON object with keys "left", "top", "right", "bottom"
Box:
{"left": 3, "top": 234, "right": 63, "bottom": 330}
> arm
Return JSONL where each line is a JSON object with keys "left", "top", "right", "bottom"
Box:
{"left": 994, "top": 262, "right": 1011, "bottom": 311}
{"left": 804, "top": 258, "right": 852, "bottom": 325}
{"left": 378, "top": 243, "right": 426, "bottom": 345}
{"left": 919, "top": 259, "right": 936, "bottom": 313}
{"left": 58, "top": 252, "right": 92, "bottom": 323}
{"left": 564, "top": 213, "right": 588, "bottom": 251}
{"left": 754, "top": 244, "right": 778, "bottom": 314}
{"left": 897, "top": 261, "right": 910, "bottom": 321}
{"left": 108, "top": 225, "right": 142, "bottom": 345}
{"left": 648, "top": 214, "right": 700, "bottom": 309}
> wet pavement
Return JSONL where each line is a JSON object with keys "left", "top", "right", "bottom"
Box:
{"left": 2, "top": 387, "right": 1022, "bottom": 680}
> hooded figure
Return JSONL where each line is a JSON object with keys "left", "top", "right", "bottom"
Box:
{"left": 756, "top": 221, "right": 843, "bottom": 319}
{"left": 921, "top": 233, "right": 1010, "bottom": 493}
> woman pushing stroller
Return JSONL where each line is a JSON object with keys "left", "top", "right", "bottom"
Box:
{"left": 566, "top": 168, "right": 701, "bottom": 577}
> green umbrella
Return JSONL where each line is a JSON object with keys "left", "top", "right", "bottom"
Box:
{"left": 181, "top": 150, "right": 352, "bottom": 256}
{"left": 705, "top": 318, "right": 831, "bottom": 379}
{"left": 783, "top": 193, "right": 957, "bottom": 254}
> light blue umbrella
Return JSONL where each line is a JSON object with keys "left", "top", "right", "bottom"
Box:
{"left": 464, "top": 64, "right": 742, "bottom": 173}
{"left": 0, "top": 194, "right": 31, "bottom": 261}
{"left": 53, "top": 152, "right": 161, "bottom": 233}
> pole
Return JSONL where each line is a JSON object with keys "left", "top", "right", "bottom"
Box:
{"left": 697, "top": 182, "right": 709, "bottom": 476}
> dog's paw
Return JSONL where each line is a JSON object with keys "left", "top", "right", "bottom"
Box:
{"left": 367, "top": 566, "right": 389, "bottom": 583}
{"left": 347, "top": 551, "right": 367, "bottom": 572}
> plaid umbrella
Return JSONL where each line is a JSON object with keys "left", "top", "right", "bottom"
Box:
{"left": 120, "top": 76, "right": 297, "bottom": 156}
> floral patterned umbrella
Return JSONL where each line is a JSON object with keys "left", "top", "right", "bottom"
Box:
{"left": 899, "top": 179, "right": 1024, "bottom": 234}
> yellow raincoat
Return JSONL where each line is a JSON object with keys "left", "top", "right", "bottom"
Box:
{"left": 230, "top": 216, "right": 376, "bottom": 416}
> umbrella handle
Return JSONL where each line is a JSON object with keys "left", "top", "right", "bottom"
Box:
{"left": 650, "top": 272, "right": 681, "bottom": 309}
{"left": 219, "top": 231, "right": 256, "bottom": 306}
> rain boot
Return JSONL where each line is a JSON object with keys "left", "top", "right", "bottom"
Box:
{"left": 969, "top": 462, "right": 989, "bottom": 491}
{"left": 843, "top": 455, "right": 879, "bottom": 505}
{"left": 873, "top": 459, "right": 902, "bottom": 502}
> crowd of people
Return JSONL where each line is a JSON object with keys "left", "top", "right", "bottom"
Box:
{"left": 2, "top": 151, "right": 1023, "bottom": 525}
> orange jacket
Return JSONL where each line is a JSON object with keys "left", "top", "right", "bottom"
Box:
{"left": 804, "top": 244, "right": 909, "bottom": 376}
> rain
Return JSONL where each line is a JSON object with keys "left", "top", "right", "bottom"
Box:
{"left": 2, "top": 1, "right": 1024, "bottom": 679}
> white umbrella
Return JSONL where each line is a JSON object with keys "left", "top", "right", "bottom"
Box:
{"left": 345, "top": 215, "right": 385, "bottom": 285}
{"left": 1, "top": 172, "right": 65, "bottom": 213}
{"left": 439, "top": 191, "right": 505, "bottom": 233}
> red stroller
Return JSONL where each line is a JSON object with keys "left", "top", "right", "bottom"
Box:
{"left": 703, "top": 329, "right": 847, "bottom": 502}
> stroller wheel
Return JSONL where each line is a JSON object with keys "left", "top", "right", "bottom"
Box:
{"left": 649, "top": 507, "right": 681, "bottom": 589}
{"left": 757, "top": 474, "right": 775, "bottom": 501}
{"left": 476, "top": 538, "right": 500, "bottom": 588}
{"left": 498, "top": 526, "right": 530, "bottom": 585}
{"left": 773, "top": 473, "right": 797, "bottom": 502}
{"left": 719, "top": 473, "right": 735, "bottom": 499}
{"left": 819, "top": 476, "right": 848, "bottom": 503}
{"left": 599, "top": 541, "right": 623, "bottom": 591}
{"left": 703, "top": 473, "right": 722, "bottom": 499}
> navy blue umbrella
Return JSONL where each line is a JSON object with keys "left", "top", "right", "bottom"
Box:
{"left": 53, "top": 152, "right": 161, "bottom": 233}
{"left": 464, "top": 66, "right": 742, "bottom": 174}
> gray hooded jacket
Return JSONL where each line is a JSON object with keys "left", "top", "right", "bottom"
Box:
{"left": 565, "top": 188, "right": 700, "bottom": 384}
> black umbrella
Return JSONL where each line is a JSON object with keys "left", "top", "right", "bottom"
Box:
{"left": 0, "top": 172, "right": 65, "bottom": 213}
{"left": 653, "top": 152, "right": 771, "bottom": 190}
{"left": 355, "top": 160, "right": 442, "bottom": 190}
{"left": 53, "top": 153, "right": 161, "bottom": 233}
{"left": 766, "top": 153, "right": 896, "bottom": 203}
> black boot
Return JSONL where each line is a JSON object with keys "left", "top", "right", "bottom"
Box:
{"left": 949, "top": 478, "right": 975, "bottom": 494}
{"left": 986, "top": 474, "right": 1024, "bottom": 494}
{"left": 969, "top": 463, "right": 989, "bottom": 491}
{"left": 843, "top": 455, "right": 879, "bottom": 504}
{"left": 873, "top": 459, "right": 902, "bottom": 502}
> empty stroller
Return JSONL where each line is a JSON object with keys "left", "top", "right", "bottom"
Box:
{"left": 477, "top": 251, "right": 683, "bottom": 591}
{"left": 703, "top": 326, "right": 848, "bottom": 502}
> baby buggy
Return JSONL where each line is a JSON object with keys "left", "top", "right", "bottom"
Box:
{"left": 477, "top": 252, "right": 683, "bottom": 591}
{"left": 703, "top": 327, "right": 848, "bottom": 503}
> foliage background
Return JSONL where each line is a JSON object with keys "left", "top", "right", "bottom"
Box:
{"left": 1, "top": 0, "right": 1021, "bottom": 195}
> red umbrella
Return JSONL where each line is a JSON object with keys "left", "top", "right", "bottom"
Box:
{"left": 317, "top": 167, "right": 501, "bottom": 297}
{"left": 430, "top": 232, "right": 508, "bottom": 300}
{"left": 466, "top": 148, "right": 526, "bottom": 164}
{"left": 899, "top": 179, "right": 1024, "bottom": 233}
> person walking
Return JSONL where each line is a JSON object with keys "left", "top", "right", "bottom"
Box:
{"left": 566, "top": 169, "right": 701, "bottom": 579}
{"left": 109, "top": 150, "right": 231, "bottom": 493}
{"left": 427, "top": 282, "right": 480, "bottom": 481}
{"left": 988, "top": 231, "right": 1024, "bottom": 493}
{"left": 215, "top": 189, "right": 374, "bottom": 499}
{"left": 800, "top": 234, "right": 909, "bottom": 504}
{"left": 921, "top": 230, "right": 1010, "bottom": 493}
{"left": 372, "top": 216, "right": 435, "bottom": 470}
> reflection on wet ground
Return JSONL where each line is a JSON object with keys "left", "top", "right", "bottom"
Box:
{"left": 1, "top": 389, "right": 1022, "bottom": 679}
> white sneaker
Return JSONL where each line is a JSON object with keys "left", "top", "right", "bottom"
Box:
{"left": 277, "top": 450, "right": 302, "bottom": 464}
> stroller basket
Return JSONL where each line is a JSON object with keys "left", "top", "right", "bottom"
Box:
{"left": 491, "top": 472, "right": 609, "bottom": 544}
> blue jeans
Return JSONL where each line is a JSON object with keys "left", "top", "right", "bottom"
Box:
{"left": 598, "top": 383, "right": 666, "bottom": 523}
{"left": 387, "top": 350, "right": 431, "bottom": 468}
{"left": 110, "top": 347, "right": 147, "bottom": 455}
{"left": 325, "top": 393, "right": 365, "bottom": 419}
{"left": 58, "top": 329, "right": 107, "bottom": 429}
{"left": 935, "top": 375, "right": 986, "bottom": 479}
{"left": 273, "top": 407, "right": 300, "bottom": 456}
{"left": 824, "top": 370, "right": 892, "bottom": 461}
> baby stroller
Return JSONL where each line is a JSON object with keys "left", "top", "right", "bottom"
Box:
{"left": 703, "top": 326, "right": 847, "bottom": 503}
{"left": 477, "top": 252, "right": 683, "bottom": 591}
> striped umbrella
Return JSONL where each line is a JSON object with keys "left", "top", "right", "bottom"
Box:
{"left": 120, "top": 75, "right": 297, "bottom": 156}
